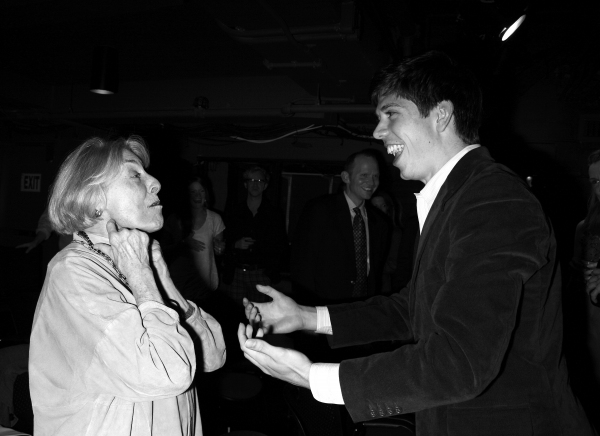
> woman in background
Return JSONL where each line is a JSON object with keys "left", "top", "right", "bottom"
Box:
{"left": 161, "top": 176, "right": 225, "bottom": 306}
{"left": 29, "top": 136, "right": 225, "bottom": 436}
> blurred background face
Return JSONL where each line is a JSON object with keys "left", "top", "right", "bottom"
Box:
{"left": 589, "top": 161, "right": 600, "bottom": 201}
{"left": 245, "top": 170, "right": 268, "bottom": 197}
{"left": 343, "top": 155, "right": 379, "bottom": 206}
{"left": 371, "top": 196, "right": 390, "bottom": 216}
{"left": 189, "top": 181, "right": 207, "bottom": 207}
{"left": 103, "top": 150, "right": 163, "bottom": 233}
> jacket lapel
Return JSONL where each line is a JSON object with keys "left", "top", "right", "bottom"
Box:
{"left": 335, "top": 192, "right": 355, "bottom": 256}
{"left": 414, "top": 147, "right": 493, "bottom": 265}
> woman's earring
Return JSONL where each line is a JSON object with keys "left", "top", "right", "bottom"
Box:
{"left": 95, "top": 209, "right": 102, "bottom": 218}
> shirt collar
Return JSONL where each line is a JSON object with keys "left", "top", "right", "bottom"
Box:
{"left": 343, "top": 191, "right": 366, "bottom": 216}
{"left": 417, "top": 144, "right": 480, "bottom": 205}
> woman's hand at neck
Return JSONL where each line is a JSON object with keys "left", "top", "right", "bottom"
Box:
{"left": 105, "top": 219, "right": 164, "bottom": 306}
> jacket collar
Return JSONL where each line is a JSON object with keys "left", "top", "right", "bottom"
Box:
{"left": 416, "top": 146, "right": 494, "bottom": 257}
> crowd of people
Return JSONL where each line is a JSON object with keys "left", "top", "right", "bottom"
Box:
{"left": 9, "top": 50, "right": 600, "bottom": 435}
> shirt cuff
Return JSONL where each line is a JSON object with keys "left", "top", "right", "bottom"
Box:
{"left": 309, "top": 363, "right": 344, "bottom": 404}
{"left": 316, "top": 306, "right": 333, "bottom": 335}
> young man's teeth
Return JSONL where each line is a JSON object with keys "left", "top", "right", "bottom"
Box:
{"left": 387, "top": 144, "right": 404, "bottom": 156}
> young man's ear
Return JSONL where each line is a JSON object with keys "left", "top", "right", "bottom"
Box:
{"left": 435, "top": 100, "right": 454, "bottom": 133}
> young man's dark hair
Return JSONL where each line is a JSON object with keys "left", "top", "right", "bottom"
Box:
{"left": 370, "top": 50, "right": 483, "bottom": 144}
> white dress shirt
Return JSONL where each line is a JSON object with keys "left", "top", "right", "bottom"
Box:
{"left": 415, "top": 145, "right": 480, "bottom": 233}
{"left": 309, "top": 145, "right": 481, "bottom": 405}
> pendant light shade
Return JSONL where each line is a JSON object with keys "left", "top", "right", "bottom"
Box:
{"left": 457, "top": 1, "right": 528, "bottom": 43}
{"left": 500, "top": 13, "right": 526, "bottom": 41}
{"left": 90, "top": 46, "right": 118, "bottom": 95}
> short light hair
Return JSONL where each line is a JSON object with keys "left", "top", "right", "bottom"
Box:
{"left": 243, "top": 166, "right": 270, "bottom": 183}
{"left": 48, "top": 136, "right": 150, "bottom": 234}
{"left": 343, "top": 149, "right": 381, "bottom": 175}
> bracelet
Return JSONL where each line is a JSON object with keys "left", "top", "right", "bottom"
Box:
{"left": 184, "top": 304, "right": 195, "bottom": 320}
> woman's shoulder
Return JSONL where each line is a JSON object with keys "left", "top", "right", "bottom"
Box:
{"left": 46, "top": 247, "right": 134, "bottom": 304}
{"left": 49, "top": 244, "right": 123, "bottom": 282}
{"left": 207, "top": 209, "right": 224, "bottom": 223}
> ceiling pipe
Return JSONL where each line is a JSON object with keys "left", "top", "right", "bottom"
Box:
{"left": 218, "top": 22, "right": 357, "bottom": 37}
{"left": 3, "top": 104, "right": 375, "bottom": 122}
{"left": 264, "top": 60, "right": 322, "bottom": 69}
{"left": 225, "top": 33, "right": 360, "bottom": 44}
{"left": 282, "top": 104, "right": 372, "bottom": 114}
{"left": 215, "top": 3, "right": 359, "bottom": 44}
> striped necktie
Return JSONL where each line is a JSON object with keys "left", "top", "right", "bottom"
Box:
{"left": 353, "top": 207, "right": 368, "bottom": 297}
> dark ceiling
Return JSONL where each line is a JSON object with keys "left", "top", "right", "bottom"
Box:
{"left": 0, "top": 0, "right": 598, "bottom": 134}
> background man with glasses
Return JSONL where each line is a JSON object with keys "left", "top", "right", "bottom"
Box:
{"left": 222, "top": 166, "right": 288, "bottom": 307}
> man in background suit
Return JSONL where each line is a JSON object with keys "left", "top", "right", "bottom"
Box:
{"left": 238, "top": 51, "right": 594, "bottom": 435}
{"left": 291, "top": 149, "right": 390, "bottom": 305}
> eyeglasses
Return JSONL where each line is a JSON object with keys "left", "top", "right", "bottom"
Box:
{"left": 246, "top": 178, "right": 266, "bottom": 185}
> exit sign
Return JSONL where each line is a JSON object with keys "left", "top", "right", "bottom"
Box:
{"left": 21, "top": 173, "right": 42, "bottom": 192}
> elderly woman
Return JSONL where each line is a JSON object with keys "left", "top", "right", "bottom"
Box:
{"left": 29, "top": 136, "right": 226, "bottom": 436}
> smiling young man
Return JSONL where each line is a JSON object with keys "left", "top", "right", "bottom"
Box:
{"left": 238, "top": 51, "right": 595, "bottom": 436}
{"left": 291, "top": 149, "right": 391, "bottom": 305}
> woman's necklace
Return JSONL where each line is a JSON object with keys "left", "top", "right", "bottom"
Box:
{"left": 74, "top": 231, "right": 129, "bottom": 286}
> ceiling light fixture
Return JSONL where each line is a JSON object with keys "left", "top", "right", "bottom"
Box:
{"left": 457, "top": 0, "right": 528, "bottom": 43}
{"left": 90, "top": 46, "right": 118, "bottom": 95}
{"left": 500, "top": 13, "right": 526, "bottom": 41}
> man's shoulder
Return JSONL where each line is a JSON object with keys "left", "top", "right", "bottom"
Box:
{"left": 258, "top": 198, "right": 285, "bottom": 216}
{"left": 226, "top": 201, "right": 247, "bottom": 215}
{"left": 449, "top": 155, "right": 542, "bottom": 222}
{"left": 448, "top": 147, "right": 522, "bottom": 190}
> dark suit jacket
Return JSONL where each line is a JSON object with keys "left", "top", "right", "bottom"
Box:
{"left": 327, "top": 148, "right": 594, "bottom": 435}
{"left": 222, "top": 198, "right": 288, "bottom": 284}
{"left": 291, "top": 191, "right": 390, "bottom": 305}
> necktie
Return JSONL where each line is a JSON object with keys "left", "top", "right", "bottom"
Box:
{"left": 353, "top": 207, "right": 368, "bottom": 297}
